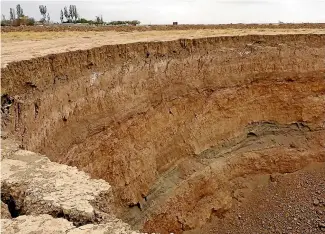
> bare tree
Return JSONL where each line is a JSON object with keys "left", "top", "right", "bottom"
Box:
{"left": 39, "top": 5, "right": 47, "bottom": 22}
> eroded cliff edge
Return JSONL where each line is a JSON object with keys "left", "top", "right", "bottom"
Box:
{"left": 2, "top": 34, "right": 325, "bottom": 233}
{"left": 0, "top": 138, "right": 138, "bottom": 234}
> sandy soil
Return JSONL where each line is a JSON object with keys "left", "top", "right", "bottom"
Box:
{"left": 1, "top": 28, "right": 324, "bottom": 68}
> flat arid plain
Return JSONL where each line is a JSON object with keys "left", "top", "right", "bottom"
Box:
{"left": 1, "top": 24, "right": 325, "bottom": 234}
{"left": 1, "top": 26, "right": 325, "bottom": 67}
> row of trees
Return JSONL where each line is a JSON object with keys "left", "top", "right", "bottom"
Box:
{"left": 2, "top": 4, "right": 35, "bottom": 26}
{"left": 1, "top": 4, "right": 141, "bottom": 26}
{"left": 60, "top": 5, "right": 79, "bottom": 23}
{"left": 58, "top": 5, "right": 140, "bottom": 25}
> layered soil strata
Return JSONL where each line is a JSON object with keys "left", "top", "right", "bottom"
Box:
{"left": 1, "top": 31, "right": 325, "bottom": 233}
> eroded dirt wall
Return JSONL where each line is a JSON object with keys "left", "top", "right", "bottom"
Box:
{"left": 2, "top": 34, "right": 325, "bottom": 232}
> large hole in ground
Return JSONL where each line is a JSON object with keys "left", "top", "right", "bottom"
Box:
{"left": 2, "top": 34, "right": 325, "bottom": 233}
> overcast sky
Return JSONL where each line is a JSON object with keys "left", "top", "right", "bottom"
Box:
{"left": 1, "top": 0, "right": 325, "bottom": 24}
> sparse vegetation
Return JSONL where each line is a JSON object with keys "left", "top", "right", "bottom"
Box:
{"left": 1, "top": 4, "right": 34, "bottom": 26}
{"left": 2, "top": 3, "right": 141, "bottom": 27}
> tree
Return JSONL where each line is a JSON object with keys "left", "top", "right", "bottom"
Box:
{"left": 60, "top": 9, "right": 64, "bottom": 23}
{"left": 69, "top": 5, "right": 73, "bottom": 21}
{"left": 73, "top": 5, "right": 78, "bottom": 22}
{"left": 16, "top": 4, "right": 24, "bottom": 18}
{"left": 67, "top": 5, "right": 78, "bottom": 22}
{"left": 9, "top": 8, "right": 16, "bottom": 21}
{"left": 39, "top": 5, "right": 47, "bottom": 22}
{"left": 64, "top": 6, "right": 69, "bottom": 22}
{"left": 47, "top": 13, "right": 50, "bottom": 23}
{"left": 95, "top": 15, "right": 103, "bottom": 25}
{"left": 130, "top": 20, "right": 140, "bottom": 26}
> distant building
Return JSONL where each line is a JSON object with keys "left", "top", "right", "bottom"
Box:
{"left": 173, "top": 22, "right": 178, "bottom": 25}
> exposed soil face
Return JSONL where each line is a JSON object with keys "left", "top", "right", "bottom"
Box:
{"left": 1, "top": 28, "right": 325, "bottom": 233}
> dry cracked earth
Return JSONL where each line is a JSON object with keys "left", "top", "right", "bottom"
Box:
{"left": 1, "top": 24, "right": 325, "bottom": 234}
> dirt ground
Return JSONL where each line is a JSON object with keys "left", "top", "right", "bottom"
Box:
{"left": 187, "top": 163, "right": 325, "bottom": 234}
{"left": 1, "top": 28, "right": 325, "bottom": 68}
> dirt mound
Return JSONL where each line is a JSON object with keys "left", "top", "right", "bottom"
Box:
{"left": 1, "top": 31, "right": 325, "bottom": 233}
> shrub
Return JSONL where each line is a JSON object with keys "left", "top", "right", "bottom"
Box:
{"left": 26, "top": 17, "right": 35, "bottom": 26}
{"left": 76, "top": 18, "right": 89, "bottom": 23}
{"left": 1, "top": 20, "right": 11, "bottom": 26}
{"left": 108, "top": 20, "right": 141, "bottom": 26}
